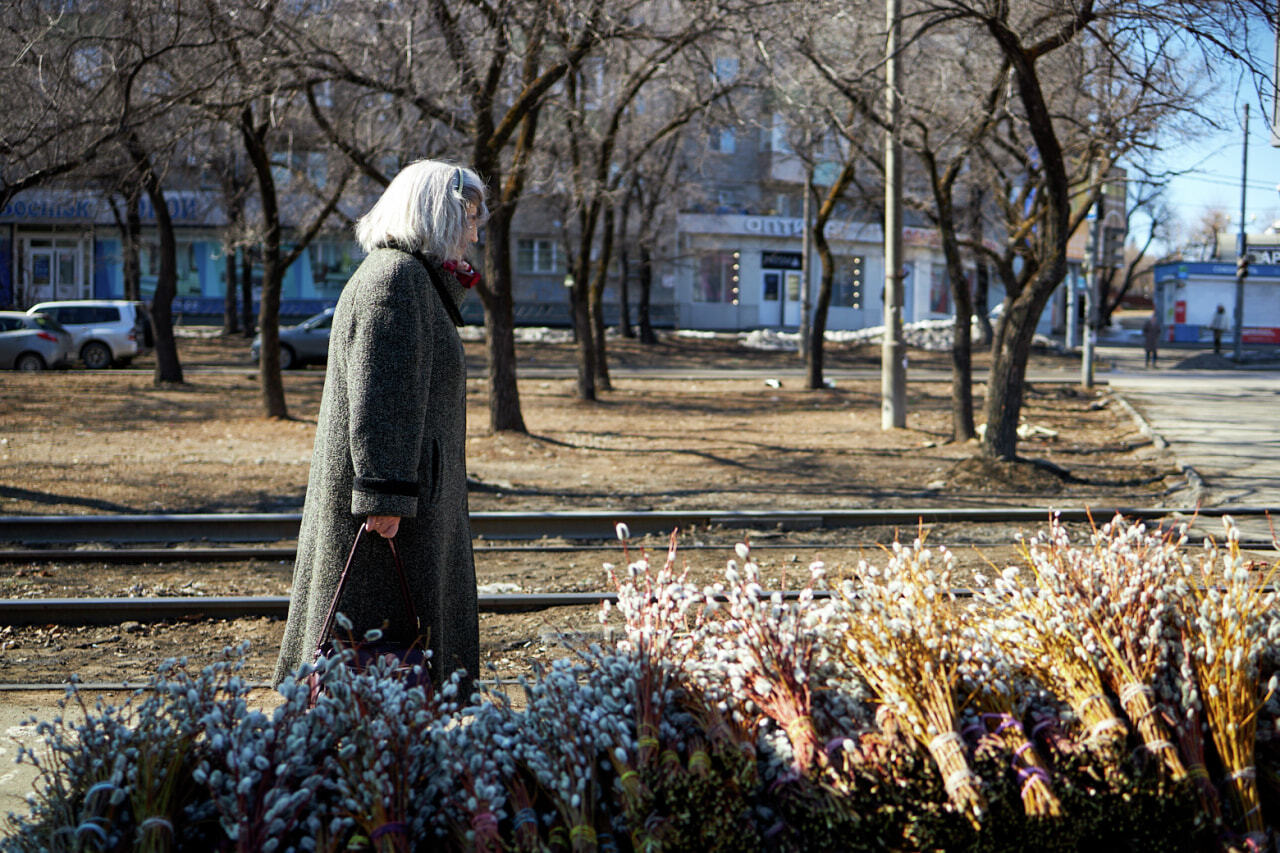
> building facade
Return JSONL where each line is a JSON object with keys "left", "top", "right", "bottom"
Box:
{"left": 0, "top": 187, "right": 364, "bottom": 320}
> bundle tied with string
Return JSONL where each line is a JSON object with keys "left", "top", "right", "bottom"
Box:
{"left": 693, "top": 541, "right": 833, "bottom": 776}
{"left": 837, "top": 538, "right": 986, "bottom": 824}
{"left": 1186, "top": 517, "right": 1280, "bottom": 843}
{"left": 981, "top": 548, "right": 1129, "bottom": 767}
{"left": 965, "top": 627, "right": 1062, "bottom": 818}
{"left": 1020, "top": 515, "right": 1188, "bottom": 780}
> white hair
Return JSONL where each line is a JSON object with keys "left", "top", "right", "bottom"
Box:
{"left": 354, "top": 159, "right": 488, "bottom": 258}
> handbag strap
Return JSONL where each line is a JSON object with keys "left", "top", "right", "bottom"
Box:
{"left": 316, "top": 524, "right": 423, "bottom": 648}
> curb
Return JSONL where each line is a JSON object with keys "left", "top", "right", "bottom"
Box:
{"left": 1108, "top": 391, "right": 1208, "bottom": 507}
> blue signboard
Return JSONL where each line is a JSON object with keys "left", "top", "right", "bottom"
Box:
{"left": 1154, "top": 261, "right": 1280, "bottom": 282}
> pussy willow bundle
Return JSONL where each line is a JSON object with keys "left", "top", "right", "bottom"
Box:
{"left": 1185, "top": 517, "right": 1280, "bottom": 845}
{"left": 964, "top": 623, "right": 1063, "bottom": 817}
{"left": 1018, "top": 515, "right": 1187, "bottom": 780}
{"left": 689, "top": 542, "right": 835, "bottom": 776}
{"left": 835, "top": 538, "right": 986, "bottom": 824}
{"left": 980, "top": 548, "right": 1129, "bottom": 767}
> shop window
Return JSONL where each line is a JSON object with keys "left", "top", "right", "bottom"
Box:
{"left": 309, "top": 241, "right": 360, "bottom": 294}
{"left": 517, "top": 239, "right": 559, "bottom": 274}
{"left": 834, "top": 255, "right": 864, "bottom": 309}
{"left": 694, "top": 250, "right": 740, "bottom": 304}
{"left": 176, "top": 242, "right": 201, "bottom": 296}
{"left": 763, "top": 272, "right": 780, "bottom": 301}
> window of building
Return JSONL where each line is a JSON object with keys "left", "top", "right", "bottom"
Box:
{"left": 694, "top": 250, "right": 740, "bottom": 304}
{"left": 713, "top": 57, "right": 738, "bottom": 83}
{"left": 771, "top": 114, "right": 792, "bottom": 154}
{"left": 517, "top": 239, "right": 560, "bottom": 274}
{"left": 834, "top": 255, "right": 864, "bottom": 309}
{"left": 708, "top": 127, "right": 736, "bottom": 153}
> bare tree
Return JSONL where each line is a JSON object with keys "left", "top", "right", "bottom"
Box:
{"left": 293, "top": 0, "right": 630, "bottom": 432}
{"left": 191, "top": 0, "right": 356, "bottom": 418}
{"left": 0, "top": 4, "right": 147, "bottom": 212}
{"left": 554, "top": 10, "right": 742, "bottom": 399}
{"left": 795, "top": 0, "right": 1268, "bottom": 460}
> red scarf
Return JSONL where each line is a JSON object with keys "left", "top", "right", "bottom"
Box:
{"left": 442, "top": 259, "right": 481, "bottom": 289}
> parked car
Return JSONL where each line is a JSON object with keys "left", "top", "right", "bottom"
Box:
{"left": 0, "top": 311, "right": 73, "bottom": 370}
{"left": 251, "top": 308, "right": 334, "bottom": 370}
{"left": 26, "top": 300, "right": 155, "bottom": 369}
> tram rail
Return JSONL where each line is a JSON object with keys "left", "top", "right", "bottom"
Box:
{"left": 0, "top": 505, "right": 1273, "bottom": 547}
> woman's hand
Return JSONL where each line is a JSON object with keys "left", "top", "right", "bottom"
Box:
{"left": 365, "top": 515, "right": 400, "bottom": 538}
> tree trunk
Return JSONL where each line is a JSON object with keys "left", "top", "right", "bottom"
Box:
{"left": 948, "top": 272, "right": 976, "bottom": 442}
{"left": 123, "top": 190, "right": 141, "bottom": 302}
{"left": 933, "top": 180, "right": 975, "bottom": 442}
{"left": 589, "top": 205, "right": 615, "bottom": 391}
{"left": 239, "top": 106, "right": 288, "bottom": 419}
{"left": 807, "top": 226, "right": 833, "bottom": 390}
{"left": 980, "top": 22, "right": 1072, "bottom": 461}
{"left": 637, "top": 243, "right": 657, "bottom": 345}
{"left": 477, "top": 200, "right": 528, "bottom": 432}
{"left": 571, "top": 253, "right": 596, "bottom": 401}
{"left": 975, "top": 259, "right": 992, "bottom": 348}
{"left": 222, "top": 247, "right": 239, "bottom": 335}
{"left": 970, "top": 187, "right": 992, "bottom": 347}
{"left": 616, "top": 198, "right": 634, "bottom": 338}
{"left": 126, "top": 135, "right": 182, "bottom": 385}
{"left": 982, "top": 278, "right": 1058, "bottom": 458}
{"left": 240, "top": 249, "right": 254, "bottom": 338}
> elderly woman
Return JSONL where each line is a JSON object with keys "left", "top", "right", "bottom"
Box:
{"left": 274, "top": 159, "right": 485, "bottom": 696}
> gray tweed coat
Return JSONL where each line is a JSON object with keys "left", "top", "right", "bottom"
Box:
{"left": 273, "top": 247, "right": 478, "bottom": 692}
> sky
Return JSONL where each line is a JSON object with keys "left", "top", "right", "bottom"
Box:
{"left": 1160, "top": 97, "right": 1280, "bottom": 239}
{"left": 1153, "top": 23, "right": 1280, "bottom": 247}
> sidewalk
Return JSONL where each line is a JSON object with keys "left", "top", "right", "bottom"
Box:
{"left": 1101, "top": 343, "right": 1280, "bottom": 544}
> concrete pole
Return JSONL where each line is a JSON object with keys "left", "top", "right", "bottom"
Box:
{"left": 1082, "top": 188, "right": 1102, "bottom": 388}
{"left": 1234, "top": 102, "right": 1249, "bottom": 361}
{"left": 801, "top": 169, "right": 813, "bottom": 355}
{"left": 1065, "top": 274, "right": 1078, "bottom": 350}
{"left": 882, "top": 0, "right": 907, "bottom": 429}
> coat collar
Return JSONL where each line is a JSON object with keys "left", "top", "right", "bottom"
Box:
{"left": 407, "top": 251, "right": 467, "bottom": 327}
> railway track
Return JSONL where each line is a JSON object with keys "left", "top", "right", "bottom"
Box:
{"left": 2, "top": 505, "right": 1275, "bottom": 625}
{"left": 2, "top": 505, "right": 1269, "bottom": 546}
{"left": 2, "top": 507, "right": 1276, "bottom": 693}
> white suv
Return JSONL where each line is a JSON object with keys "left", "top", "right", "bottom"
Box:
{"left": 27, "top": 300, "right": 155, "bottom": 369}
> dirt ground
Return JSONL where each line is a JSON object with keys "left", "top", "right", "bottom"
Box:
{"left": 0, "top": 329, "right": 1186, "bottom": 686}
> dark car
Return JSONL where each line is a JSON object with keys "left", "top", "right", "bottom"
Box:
{"left": 250, "top": 308, "right": 334, "bottom": 369}
{"left": 0, "top": 311, "right": 73, "bottom": 370}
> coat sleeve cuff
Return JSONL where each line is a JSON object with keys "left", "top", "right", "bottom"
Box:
{"left": 352, "top": 487, "right": 418, "bottom": 519}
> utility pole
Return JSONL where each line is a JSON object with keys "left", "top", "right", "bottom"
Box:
{"left": 1273, "top": 10, "right": 1279, "bottom": 147}
{"left": 801, "top": 168, "right": 813, "bottom": 355}
{"left": 882, "top": 0, "right": 906, "bottom": 429}
{"left": 1065, "top": 270, "right": 1078, "bottom": 350}
{"left": 1234, "top": 102, "right": 1249, "bottom": 361}
{"left": 1081, "top": 164, "right": 1102, "bottom": 389}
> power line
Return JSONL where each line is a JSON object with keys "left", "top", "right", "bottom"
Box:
{"left": 1172, "top": 171, "right": 1279, "bottom": 192}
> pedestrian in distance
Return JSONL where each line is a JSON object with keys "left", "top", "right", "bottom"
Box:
{"left": 274, "top": 159, "right": 486, "bottom": 697}
{"left": 1208, "top": 304, "right": 1230, "bottom": 355}
{"left": 1142, "top": 312, "right": 1161, "bottom": 367}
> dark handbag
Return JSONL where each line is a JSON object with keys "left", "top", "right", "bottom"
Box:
{"left": 308, "top": 525, "right": 430, "bottom": 701}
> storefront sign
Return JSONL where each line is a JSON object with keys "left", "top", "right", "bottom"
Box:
{"left": 1, "top": 189, "right": 224, "bottom": 226}
{"left": 678, "top": 212, "right": 952, "bottom": 249}
{"left": 761, "top": 251, "right": 802, "bottom": 269}
{"left": 679, "top": 213, "right": 881, "bottom": 243}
